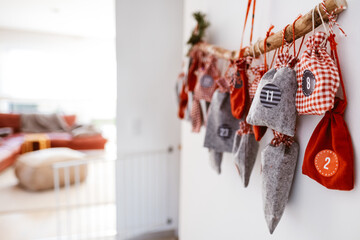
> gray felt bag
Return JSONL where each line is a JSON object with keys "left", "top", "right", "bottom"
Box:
{"left": 208, "top": 149, "right": 223, "bottom": 174}
{"left": 261, "top": 132, "right": 299, "bottom": 234}
{"left": 204, "top": 89, "right": 240, "bottom": 174}
{"left": 246, "top": 53, "right": 298, "bottom": 137}
{"left": 233, "top": 122, "right": 259, "bottom": 187}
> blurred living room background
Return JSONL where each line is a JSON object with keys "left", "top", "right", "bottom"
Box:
{"left": 0, "top": 0, "right": 117, "bottom": 239}
{"left": 0, "top": 0, "right": 182, "bottom": 239}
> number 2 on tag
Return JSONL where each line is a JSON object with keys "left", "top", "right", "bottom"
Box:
{"left": 323, "top": 157, "right": 331, "bottom": 170}
{"left": 314, "top": 150, "right": 339, "bottom": 177}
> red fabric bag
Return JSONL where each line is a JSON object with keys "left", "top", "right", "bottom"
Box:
{"left": 302, "top": 33, "right": 354, "bottom": 191}
{"left": 188, "top": 47, "right": 206, "bottom": 92}
{"left": 228, "top": 56, "right": 251, "bottom": 119}
{"left": 227, "top": 0, "right": 256, "bottom": 119}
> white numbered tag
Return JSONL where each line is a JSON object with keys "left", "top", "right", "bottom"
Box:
{"left": 200, "top": 74, "right": 214, "bottom": 88}
{"left": 302, "top": 70, "right": 316, "bottom": 96}
{"left": 314, "top": 150, "right": 339, "bottom": 177}
{"left": 217, "top": 124, "right": 232, "bottom": 139}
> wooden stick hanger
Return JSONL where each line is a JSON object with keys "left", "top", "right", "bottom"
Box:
{"left": 197, "top": 0, "right": 347, "bottom": 60}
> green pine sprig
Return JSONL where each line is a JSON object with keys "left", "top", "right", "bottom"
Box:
{"left": 187, "top": 12, "right": 210, "bottom": 46}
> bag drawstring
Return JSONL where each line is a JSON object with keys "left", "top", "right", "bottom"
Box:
{"left": 328, "top": 34, "right": 347, "bottom": 105}
{"left": 239, "top": 0, "right": 256, "bottom": 58}
{"left": 320, "top": 0, "right": 347, "bottom": 105}
{"left": 271, "top": 130, "right": 294, "bottom": 147}
{"left": 292, "top": 15, "right": 306, "bottom": 59}
{"left": 263, "top": 25, "right": 274, "bottom": 71}
{"left": 320, "top": 0, "right": 346, "bottom": 36}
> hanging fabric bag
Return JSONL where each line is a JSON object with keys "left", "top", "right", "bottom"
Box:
{"left": 233, "top": 121, "right": 259, "bottom": 187}
{"left": 190, "top": 55, "right": 219, "bottom": 132}
{"left": 262, "top": 131, "right": 299, "bottom": 234}
{"left": 302, "top": 6, "right": 353, "bottom": 190}
{"left": 204, "top": 77, "right": 239, "bottom": 174}
{"left": 187, "top": 47, "right": 206, "bottom": 92}
{"left": 227, "top": 0, "right": 256, "bottom": 119}
{"left": 295, "top": 7, "right": 340, "bottom": 115}
{"left": 247, "top": 25, "right": 299, "bottom": 137}
{"left": 259, "top": 18, "right": 303, "bottom": 234}
{"left": 248, "top": 42, "right": 278, "bottom": 141}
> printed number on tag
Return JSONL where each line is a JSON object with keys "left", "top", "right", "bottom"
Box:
{"left": 302, "top": 70, "right": 316, "bottom": 96}
{"left": 200, "top": 74, "right": 214, "bottom": 88}
{"left": 314, "top": 150, "right": 339, "bottom": 177}
{"left": 232, "top": 71, "right": 243, "bottom": 89}
{"left": 260, "top": 84, "right": 281, "bottom": 108}
{"left": 217, "top": 124, "right": 232, "bottom": 139}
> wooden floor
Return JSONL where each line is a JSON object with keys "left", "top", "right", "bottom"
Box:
{"left": 128, "top": 230, "right": 178, "bottom": 240}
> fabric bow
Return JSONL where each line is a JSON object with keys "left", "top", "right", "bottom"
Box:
{"left": 271, "top": 130, "right": 294, "bottom": 147}
{"left": 237, "top": 121, "right": 253, "bottom": 136}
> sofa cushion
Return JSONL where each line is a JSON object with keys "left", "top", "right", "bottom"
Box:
{"left": 0, "top": 114, "right": 76, "bottom": 132}
{"left": 0, "top": 134, "right": 25, "bottom": 172}
{"left": 0, "top": 113, "right": 21, "bottom": 133}
{"left": 47, "top": 132, "right": 107, "bottom": 150}
{"left": 63, "top": 115, "right": 77, "bottom": 127}
{"left": 15, "top": 148, "right": 87, "bottom": 191}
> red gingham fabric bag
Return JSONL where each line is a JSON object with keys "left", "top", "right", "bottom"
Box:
{"left": 248, "top": 64, "right": 266, "bottom": 99}
{"left": 191, "top": 55, "right": 219, "bottom": 132}
{"left": 295, "top": 31, "right": 340, "bottom": 115}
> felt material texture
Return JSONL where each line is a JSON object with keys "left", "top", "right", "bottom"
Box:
{"left": 262, "top": 141, "right": 299, "bottom": 234}
{"left": 302, "top": 98, "right": 354, "bottom": 190}
{"left": 204, "top": 91, "right": 240, "bottom": 153}
{"left": 233, "top": 133, "right": 259, "bottom": 187}
{"left": 209, "top": 149, "right": 223, "bottom": 174}
{"left": 246, "top": 67, "right": 297, "bottom": 137}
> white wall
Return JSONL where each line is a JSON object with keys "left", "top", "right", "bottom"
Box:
{"left": 116, "top": 0, "right": 183, "bottom": 153}
{"left": 179, "top": 1, "right": 360, "bottom": 240}
{"left": 0, "top": 28, "right": 117, "bottom": 122}
{"left": 116, "top": 0, "right": 183, "bottom": 237}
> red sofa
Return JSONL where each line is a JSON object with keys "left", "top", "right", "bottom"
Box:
{"left": 0, "top": 113, "right": 107, "bottom": 172}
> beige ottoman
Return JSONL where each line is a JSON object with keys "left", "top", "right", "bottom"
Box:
{"left": 15, "top": 148, "right": 87, "bottom": 191}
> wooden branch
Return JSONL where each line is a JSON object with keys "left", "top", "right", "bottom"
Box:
{"left": 197, "top": 0, "right": 347, "bottom": 60}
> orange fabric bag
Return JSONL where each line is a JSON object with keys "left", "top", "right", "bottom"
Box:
{"left": 228, "top": 56, "right": 251, "bottom": 119}
{"left": 302, "top": 34, "right": 354, "bottom": 190}
{"left": 187, "top": 48, "right": 206, "bottom": 92}
{"left": 227, "top": 0, "right": 256, "bottom": 119}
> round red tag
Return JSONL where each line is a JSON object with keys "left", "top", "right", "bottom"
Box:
{"left": 314, "top": 150, "right": 339, "bottom": 177}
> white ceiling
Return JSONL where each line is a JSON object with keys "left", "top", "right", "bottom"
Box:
{"left": 0, "top": 0, "right": 115, "bottom": 38}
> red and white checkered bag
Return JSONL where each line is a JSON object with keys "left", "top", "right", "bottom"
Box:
{"left": 191, "top": 55, "right": 220, "bottom": 132}
{"left": 193, "top": 55, "right": 220, "bottom": 102}
{"left": 295, "top": 31, "right": 340, "bottom": 115}
{"left": 248, "top": 64, "right": 266, "bottom": 100}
